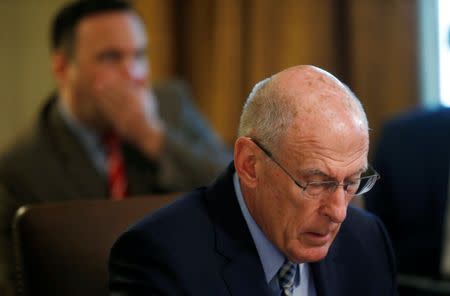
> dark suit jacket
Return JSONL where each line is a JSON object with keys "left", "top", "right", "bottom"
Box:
{"left": 109, "top": 164, "right": 398, "bottom": 295}
{"left": 365, "top": 107, "right": 450, "bottom": 278}
{"left": 0, "top": 80, "right": 231, "bottom": 285}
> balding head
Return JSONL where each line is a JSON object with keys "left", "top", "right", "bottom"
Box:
{"left": 238, "top": 65, "right": 368, "bottom": 152}
{"left": 234, "top": 65, "right": 371, "bottom": 263}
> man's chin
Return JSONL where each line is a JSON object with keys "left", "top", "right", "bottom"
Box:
{"left": 287, "top": 243, "right": 332, "bottom": 263}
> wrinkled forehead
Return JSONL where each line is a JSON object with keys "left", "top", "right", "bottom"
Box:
{"left": 281, "top": 110, "right": 370, "bottom": 176}
{"left": 300, "top": 93, "right": 367, "bottom": 133}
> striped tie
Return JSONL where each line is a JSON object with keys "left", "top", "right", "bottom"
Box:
{"left": 102, "top": 132, "right": 128, "bottom": 200}
{"left": 278, "top": 260, "right": 297, "bottom": 296}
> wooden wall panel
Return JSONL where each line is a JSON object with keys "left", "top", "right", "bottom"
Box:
{"left": 175, "top": 0, "right": 216, "bottom": 120}
{"left": 134, "top": 0, "right": 176, "bottom": 82}
{"left": 347, "top": 0, "right": 419, "bottom": 150}
{"left": 244, "top": 0, "right": 340, "bottom": 89}
{"left": 176, "top": 0, "right": 342, "bottom": 144}
{"left": 275, "top": 0, "right": 339, "bottom": 74}
{"left": 208, "top": 0, "right": 244, "bottom": 143}
{"left": 136, "top": 0, "right": 420, "bottom": 147}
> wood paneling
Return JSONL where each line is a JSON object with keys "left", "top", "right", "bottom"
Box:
{"left": 134, "top": 0, "right": 176, "bottom": 82}
{"left": 135, "top": 0, "right": 420, "bottom": 147}
{"left": 347, "top": 0, "right": 419, "bottom": 149}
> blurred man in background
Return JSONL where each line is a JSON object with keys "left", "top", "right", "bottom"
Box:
{"left": 0, "top": 0, "right": 231, "bottom": 293}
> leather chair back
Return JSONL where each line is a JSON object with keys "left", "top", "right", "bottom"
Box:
{"left": 12, "top": 194, "right": 178, "bottom": 296}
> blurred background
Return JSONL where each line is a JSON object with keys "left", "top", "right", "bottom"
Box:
{"left": 0, "top": 0, "right": 448, "bottom": 154}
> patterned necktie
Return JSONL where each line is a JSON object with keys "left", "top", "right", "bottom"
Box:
{"left": 102, "top": 131, "right": 128, "bottom": 200}
{"left": 278, "top": 260, "right": 297, "bottom": 296}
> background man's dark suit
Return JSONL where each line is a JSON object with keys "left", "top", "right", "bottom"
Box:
{"left": 109, "top": 165, "right": 398, "bottom": 295}
{"left": 365, "top": 107, "right": 450, "bottom": 279}
{"left": 0, "top": 80, "right": 231, "bottom": 286}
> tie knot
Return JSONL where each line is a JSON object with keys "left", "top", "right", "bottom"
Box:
{"left": 277, "top": 260, "right": 296, "bottom": 295}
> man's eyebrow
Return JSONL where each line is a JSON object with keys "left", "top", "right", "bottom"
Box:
{"left": 298, "top": 169, "right": 329, "bottom": 178}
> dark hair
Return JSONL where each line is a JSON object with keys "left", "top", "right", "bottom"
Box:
{"left": 50, "top": 0, "right": 133, "bottom": 55}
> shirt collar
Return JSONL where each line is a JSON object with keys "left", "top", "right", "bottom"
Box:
{"left": 233, "top": 172, "right": 286, "bottom": 283}
{"left": 58, "top": 98, "right": 107, "bottom": 174}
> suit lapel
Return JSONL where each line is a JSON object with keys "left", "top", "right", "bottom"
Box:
{"left": 427, "top": 113, "right": 450, "bottom": 224}
{"left": 435, "top": 139, "right": 450, "bottom": 210}
{"left": 205, "top": 164, "right": 272, "bottom": 296}
{"left": 310, "top": 224, "right": 345, "bottom": 296}
{"left": 44, "top": 97, "right": 107, "bottom": 199}
{"left": 311, "top": 258, "right": 338, "bottom": 296}
{"left": 222, "top": 252, "right": 271, "bottom": 295}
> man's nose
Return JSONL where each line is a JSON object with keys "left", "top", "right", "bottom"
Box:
{"left": 320, "top": 187, "right": 348, "bottom": 223}
{"left": 123, "top": 59, "right": 148, "bottom": 84}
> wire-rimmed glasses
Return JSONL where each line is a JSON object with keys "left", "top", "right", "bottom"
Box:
{"left": 250, "top": 138, "right": 380, "bottom": 199}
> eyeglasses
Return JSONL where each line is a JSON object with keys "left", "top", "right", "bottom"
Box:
{"left": 250, "top": 138, "right": 380, "bottom": 199}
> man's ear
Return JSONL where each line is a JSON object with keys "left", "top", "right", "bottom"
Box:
{"left": 51, "top": 52, "right": 70, "bottom": 85}
{"left": 234, "top": 137, "right": 258, "bottom": 188}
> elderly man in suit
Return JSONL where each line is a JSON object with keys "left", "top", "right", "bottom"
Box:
{"left": 109, "top": 65, "right": 398, "bottom": 295}
{"left": 0, "top": 0, "right": 231, "bottom": 293}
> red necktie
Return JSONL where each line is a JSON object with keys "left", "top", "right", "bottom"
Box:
{"left": 102, "top": 132, "right": 128, "bottom": 200}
